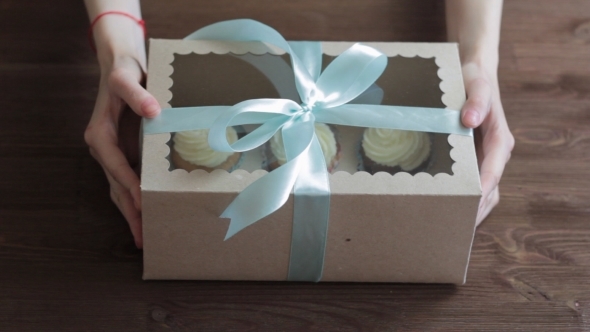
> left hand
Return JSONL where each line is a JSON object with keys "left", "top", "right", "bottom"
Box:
{"left": 84, "top": 55, "right": 159, "bottom": 248}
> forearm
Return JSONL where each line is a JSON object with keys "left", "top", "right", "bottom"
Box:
{"left": 84, "top": 0, "right": 146, "bottom": 72}
{"left": 445, "top": 0, "right": 503, "bottom": 73}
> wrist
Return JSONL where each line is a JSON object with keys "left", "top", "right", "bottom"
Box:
{"left": 445, "top": 0, "right": 503, "bottom": 77}
{"left": 459, "top": 42, "right": 498, "bottom": 71}
{"left": 92, "top": 15, "right": 146, "bottom": 73}
{"left": 461, "top": 61, "right": 499, "bottom": 92}
{"left": 457, "top": 39, "right": 499, "bottom": 88}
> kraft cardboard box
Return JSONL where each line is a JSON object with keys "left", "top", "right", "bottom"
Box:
{"left": 141, "top": 39, "right": 481, "bottom": 284}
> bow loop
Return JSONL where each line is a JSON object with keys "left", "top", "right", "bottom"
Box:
{"left": 185, "top": 19, "right": 318, "bottom": 107}
{"left": 289, "top": 41, "right": 322, "bottom": 82}
{"left": 314, "top": 43, "right": 387, "bottom": 109}
{"left": 208, "top": 99, "right": 299, "bottom": 152}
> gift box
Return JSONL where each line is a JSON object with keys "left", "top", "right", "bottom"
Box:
{"left": 141, "top": 22, "right": 481, "bottom": 284}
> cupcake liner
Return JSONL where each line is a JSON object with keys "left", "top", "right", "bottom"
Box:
{"left": 327, "top": 125, "right": 342, "bottom": 172}
{"left": 260, "top": 137, "right": 274, "bottom": 172}
{"left": 227, "top": 150, "right": 245, "bottom": 172}
{"left": 355, "top": 139, "right": 366, "bottom": 172}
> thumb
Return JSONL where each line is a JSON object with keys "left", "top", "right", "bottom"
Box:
{"left": 109, "top": 67, "right": 161, "bottom": 118}
{"left": 461, "top": 77, "right": 492, "bottom": 128}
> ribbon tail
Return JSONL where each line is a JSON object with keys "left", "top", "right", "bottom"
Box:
{"left": 222, "top": 113, "right": 316, "bottom": 240}
{"left": 222, "top": 159, "right": 300, "bottom": 240}
{"left": 288, "top": 135, "right": 331, "bottom": 282}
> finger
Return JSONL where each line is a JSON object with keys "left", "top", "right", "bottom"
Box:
{"left": 118, "top": 107, "right": 142, "bottom": 168}
{"left": 91, "top": 138, "right": 142, "bottom": 210}
{"left": 107, "top": 175, "right": 143, "bottom": 248}
{"left": 479, "top": 123, "right": 514, "bottom": 200}
{"left": 462, "top": 78, "right": 492, "bottom": 128}
{"left": 477, "top": 131, "right": 513, "bottom": 226}
{"left": 109, "top": 67, "right": 160, "bottom": 118}
{"left": 479, "top": 146, "right": 506, "bottom": 211}
{"left": 474, "top": 127, "right": 484, "bottom": 169}
{"left": 117, "top": 190, "right": 143, "bottom": 249}
{"left": 476, "top": 186, "right": 499, "bottom": 226}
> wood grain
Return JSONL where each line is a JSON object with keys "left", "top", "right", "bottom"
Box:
{"left": 1, "top": 0, "right": 590, "bottom": 330}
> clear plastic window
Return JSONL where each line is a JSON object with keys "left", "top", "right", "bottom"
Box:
{"left": 166, "top": 52, "right": 453, "bottom": 176}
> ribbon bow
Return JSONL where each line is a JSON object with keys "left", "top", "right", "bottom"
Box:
{"left": 144, "top": 19, "right": 472, "bottom": 282}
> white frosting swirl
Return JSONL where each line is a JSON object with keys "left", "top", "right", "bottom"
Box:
{"left": 270, "top": 123, "right": 337, "bottom": 166}
{"left": 362, "top": 128, "right": 430, "bottom": 171}
{"left": 173, "top": 128, "right": 238, "bottom": 168}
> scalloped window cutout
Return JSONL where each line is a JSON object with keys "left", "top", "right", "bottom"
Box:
{"left": 166, "top": 52, "right": 454, "bottom": 176}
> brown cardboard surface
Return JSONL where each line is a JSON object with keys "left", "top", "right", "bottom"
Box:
{"left": 141, "top": 39, "right": 481, "bottom": 283}
{"left": 143, "top": 190, "right": 478, "bottom": 283}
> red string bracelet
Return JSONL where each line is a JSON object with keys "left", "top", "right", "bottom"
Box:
{"left": 88, "top": 11, "right": 146, "bottom": 53}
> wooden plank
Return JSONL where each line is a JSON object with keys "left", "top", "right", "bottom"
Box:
{"left": 142, "top": 0, "right": 447, "bottom": 41}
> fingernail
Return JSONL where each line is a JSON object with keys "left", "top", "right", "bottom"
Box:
{"left": 142, "top": 100, "right": 160, "bottom": 118}
{"left": 465, "top": 110, "right": 479, "bottom": 127}
{"left": 145, "top": 104, "right": 159, "bottom": 117}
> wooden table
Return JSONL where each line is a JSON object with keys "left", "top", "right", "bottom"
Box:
{"left": 1, "top": 0, "right": 589, "bottom": 330}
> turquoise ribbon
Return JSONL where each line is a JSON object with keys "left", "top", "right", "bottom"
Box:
{"left": 143, "top": 19, "right": 472, "bottom": 282}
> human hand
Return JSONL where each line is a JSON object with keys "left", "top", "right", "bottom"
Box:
{"left": 460, "top": 62, "right": 514, "bottom": 226}
{"left": 84, "top": 55, "right": 160, "bottom": 248}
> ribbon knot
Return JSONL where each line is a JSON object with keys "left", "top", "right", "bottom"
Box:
{"left": 299, "top": 103, "right": 314, "bottom": 113}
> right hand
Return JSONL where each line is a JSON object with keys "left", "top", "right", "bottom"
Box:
{"left": 84, "top": 55, "right": 160, "bottom": 248}
{"left": 459, "top": 62, "right": 514, "bottom": 226}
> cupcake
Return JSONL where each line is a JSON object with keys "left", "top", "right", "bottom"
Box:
{"left": 268, "top": 123, "right": 341, "bottom": 172}
{"left": 171, "top": 128, "right": 242, "bottom": 172}
{"left": 359, "top": 128, "right": 431, "bottom": 175}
